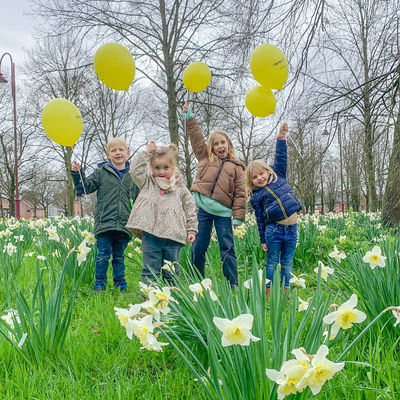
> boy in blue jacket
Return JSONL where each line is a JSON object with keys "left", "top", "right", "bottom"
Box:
{"left": 245, "top": 123, "right": 302, "bottom": 295}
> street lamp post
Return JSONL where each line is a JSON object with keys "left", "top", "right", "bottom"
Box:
{"left": 0, "top": 53, "right": 20, "bottom": 218}
{"left": 322, "top": 123, "right": 345, "bottom": 213}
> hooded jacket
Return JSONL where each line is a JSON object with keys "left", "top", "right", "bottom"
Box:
{"left": 250, "top": 139, "right": 302, "bottom": 244}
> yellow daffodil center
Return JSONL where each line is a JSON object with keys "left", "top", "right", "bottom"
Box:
{"left": 134, "top": 326, "right": 148, "bottom": 344}
{"left": 337, "top": 309, "right": 358, "bottom": 329}
{"left": 278, "top": 379, "right": 298, "bottom": 396}
{"left": 225, "top": 326, "right": 246, "bottom": 344}
{"left": 307, "top": 365, "right": 334, "bottom": 385}
{"left": 370, "top": 254, "right": 379, "bottom": 262}
{"left": 118, "top": 314, "right": 129, "bottom": 327}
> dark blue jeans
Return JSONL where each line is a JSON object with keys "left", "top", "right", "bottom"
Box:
{"left": 192, "top": 208, "right": 238, "bottom": 287}
{"left": 95, "top": 231, "right": 130, "bottom": 289}
{"left": 141, "top": 231, "right": 182, "bottom": 284}
{"left": 265, "top": 223, "right": 297, "bottom": 288}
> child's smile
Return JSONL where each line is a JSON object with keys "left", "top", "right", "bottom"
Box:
{"left": 212, "top": 133, "right": 229, "bottom": 159}
{"left": 252, "top": 171, "right": 270, "bottom": 188}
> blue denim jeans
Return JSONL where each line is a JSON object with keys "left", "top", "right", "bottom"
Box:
{"left": 95, "top": 231, "right": 130, "bottom": 289}
{"left": 265, "top": 223, "right": 297, "bottom": 288}
{"left": 141, "top": 231, "right": 182, "bottom": 284}
{"left": 191, "top": 208, "right": 238, "bottom": 287}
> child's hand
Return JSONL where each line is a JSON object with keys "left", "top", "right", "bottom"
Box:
{"left": 262, "top": 243, "right": 267, "bottom": 251}
{"left": 187, "top": 233, "right": 196, "bottom": 243}
{"left": 183, "top": 102, "right": 189, "bottom": 113}
{"left": 147, "top": 141, "right": 156, "bottom": 153}
{"left": 278, "top": 122, "right": 288, "bottom": 139}
{"left": 71, "top": 161, "right": 81, "bottom": 172}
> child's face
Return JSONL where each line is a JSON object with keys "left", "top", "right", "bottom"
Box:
{"left": 106, "top": 144, "right": 130, "bottom": 169}
{"left": 251, "top": 171, "right": 270, "bottom": 188}
{"left": 151, "top": 156, "right": 174, "bottom": 179}
{"left": 212, "top": 133, "right": 229, "bottom": 159}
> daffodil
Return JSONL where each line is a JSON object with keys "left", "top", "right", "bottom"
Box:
{"left": 3, "top": 243, "right": 17, "bottom": 256}
{"left": 298, "top": 297, "right": 309, "bottom": 312}
{"left": 140, "top": 333, "right": 169, "bottom": 352}
{"left": 1, "top": 309, "right": 21, "bottom": 329}
{"left": 392, "top": 307, "right": 400, "bottom": 327}
{"left": 114, "top": 303, "right": 141, "bottom": 327}
{"left": 76, "top": 240, "right": 91, "bottom": 266}
{"left": 213, "top": 313, "right": 260, "bottom": 347}
{"left": 314, "top": 261, "right": 334, "bottom": 282}
{"left": 243, "top": 269, "right": 271, "bottom": 289}
{"left": 317, "top": 225, "right": 327, "bottom": 234}
{"left": 37, "top": 255, "right": 46, "bottom": 261}
{"left": 189, "top": 278, "right": 218, "bottom": 302}
{"left": 266, "top": 348, "right": 311, "bottom": 399}
{"left": 289, "top": 274, "right": 306, "bottom": 288}
{"left": 134, "top": 247, "right": 142, "bottom": 255}
{"left": 126, "top": 314, "right": 154, "bottom": 344}
{"left": 338, "top": 235, "right": 346, "bottom": 243}
{"left": 362, "top": 246, "right": 386, "bottom": 269}
{"left": 85, "top": 233, "right": 96, "bottom": 245}
{"left": 328, "top": 246, "right": 346, "bottom": 262}
{"left": 323, "top": 294, "right": 367, "bottom": 335}
{"left": 161, "top": 260, "right": 176, "bottom": 274}
{"left": 296, "top": 345, "right": 344, "bottom": 395}
{"left": 148, "top": 287, "right": 177, "bottom": 314}
{"left": 138, "top": 282, "right": 153, "bottom": 296}
{"left": 140, "top": 300, "right": 161, "bottom": 321}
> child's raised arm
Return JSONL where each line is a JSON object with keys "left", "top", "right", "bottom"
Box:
{"left": 130, "top": 143, "right": 154, "bottom": 189}
{"left": 182, "top": 103, "right": 208, "bottom": 161}
{"left": 272, "top": 123, "right": 288, "bottom": 178}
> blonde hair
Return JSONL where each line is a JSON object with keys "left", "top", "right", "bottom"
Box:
{"left": 106, "top": 137, "right": 129, "bottom": 152}
{"left": 150, "top": 144, "right": 178, "bottom": 171}
{"left": 245, "top": 160, "right": 277, "bottom": 199}
{"left": 207, "top": 130, "right": 236, "bottom": 162}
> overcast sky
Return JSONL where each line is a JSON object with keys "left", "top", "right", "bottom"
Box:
{"left": 0, "top": 1, "right": 36, "bottom": 82}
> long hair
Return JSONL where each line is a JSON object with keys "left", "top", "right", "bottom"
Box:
{"left": 207, "top": 130, "right": 236, "bottom": 162}
{"left": 149, "top": 144, "right": 178, "bottom": 171}
{"left": 245, "top": 160, "right": 277, "bottom": 200}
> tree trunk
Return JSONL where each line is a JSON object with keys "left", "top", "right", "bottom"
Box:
{"left": 383, "top": 70, "right": 400, "bottom": 225}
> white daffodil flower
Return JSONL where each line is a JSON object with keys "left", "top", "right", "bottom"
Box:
{"left": 317, "top": 225, "right": 327, "bottom": 234}
{"left": 76, "top": 240, "right": 91, "bottom": 266}
{"left": 298, "top": 297, "right": 309, "bottom": 312}
{"left": 161, "top": 260, "right": 175, "bottom": 274}
{"left": 213, "top": 313, "right": 260, "bottom": 347}
{"left": 140, "top": 300, "right": 161, "bottom": 322}
{"left": 322, "top": 328, "right": 337, "bottom": 341}
{"left": 296, "top": 345, "right": 344, "bottom": 395}
{"left": 114, "top": 303, "right": 141, "bottom": 327}
{"left": 149, "top": 287, "right": 177, "bottom": 314}
{"left": 266, "top": 348, "right": 311, "bottom": 399}
{"left": 1, "top": 309, "right": 21, "bottom": 329}
{"left": 138, "top": 282, "right": 153, "bottom": 297}
{"left": 362, "top": 246, "right": 386, "bottom": 270}
{"left": 85, "top": 233, "right": 96, "bottom": 245}
{"left": 189, "top": 278, "right": 218, "bottom": 302}
{"left": 37, "top": 255, "right": 46, "bottom": 261}
{"left": 338, "top": 235, "right": 346, "bottom": 243}
{"left": 140, "top": 332, "right": 169, "bottom": 352}
{"left": 3, "top": 242, "right": 17, "bottom": 256}
{"left": 289, "top": 274, "right": 306, "bottom": 289}
{"left": 323, "top": 294, "right": 367, "bottom": 335}
{"left": 134, "top": 237, "right": 142, "bottom": 244}
{"left": 392, "top": 307, "right": 400, "bottom": 327}
{"left": 134, "top": 247, "right": 142, "bottom": 255}
{"left": 243, "top": 269, "right": 271, "bottom": 289}
{"left": 328, "top": 246, "right": 346, "bottom": 262}
{"left": 314, "top": 261, "right": 334, "bottom": 282}
{"left": 125, "top": 314, "right": 154, "bottom": 344}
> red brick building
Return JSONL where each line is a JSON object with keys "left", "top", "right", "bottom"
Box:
{"left": 0, "top": 197, "right": 45, "bottom": 219}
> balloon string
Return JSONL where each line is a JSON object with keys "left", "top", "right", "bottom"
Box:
{"left": 78, "top": 168, "right": 87, "bottom": 197}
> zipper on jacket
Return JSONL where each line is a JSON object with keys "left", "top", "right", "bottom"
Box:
{"left": 265, "top": 186, "right": 288, "bottom": 219}
{"left": 265, "top": 208, "right": 270, "bottom": 220}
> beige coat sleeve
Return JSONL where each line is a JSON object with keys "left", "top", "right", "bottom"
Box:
{"left": 130, "top": 151, "right": 151, "bottom": 189}
{"left": 182, "top": 186, "right": 199, "bottom": 234}
{"left": 232, "top": 166, "right": 246, "bottom": 221}
{"left": 186, "top": 118, "right": 208, "bottom": 161}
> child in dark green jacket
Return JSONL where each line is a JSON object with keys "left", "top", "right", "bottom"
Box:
{"left": 71, "top": 137, "right": 139, "bottom": 292}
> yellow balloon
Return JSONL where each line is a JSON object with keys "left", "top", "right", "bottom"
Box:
{"left": 250, "top": 44, "right": 288, "bottom": 90}
{"left": 183, "top": 62, "right": 211, "bottom": 93}
{"left": 245, "top": 86, "right": 276, "bottom": 117}
{"left": 41, "top": 98, "right": 83, "bottom": 147}
{"left": 94, "top": 43, "right": 135, "bottom": 91}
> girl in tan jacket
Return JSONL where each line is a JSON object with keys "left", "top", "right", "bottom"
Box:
{"left": 183, "top": 103, "right": 246, "bottom": 288}
{"left": 126, "top": 142, "right": 198, "bottom": 283}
